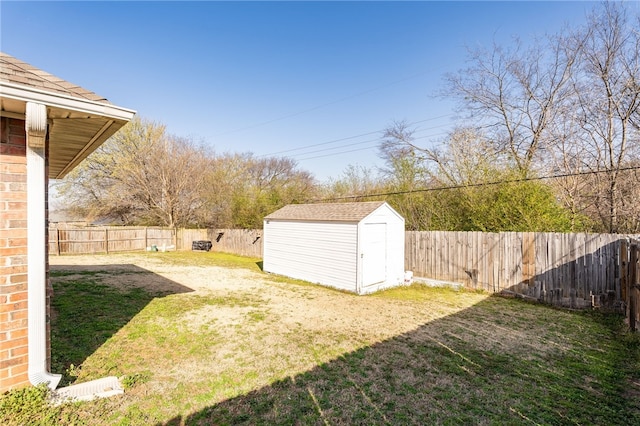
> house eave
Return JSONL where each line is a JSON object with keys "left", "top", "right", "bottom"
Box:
{"left": 0, "top": 81, "right": 136, "bottom": 121}
{"left": 1, "top": 81, "right": 136, "bottom": 178}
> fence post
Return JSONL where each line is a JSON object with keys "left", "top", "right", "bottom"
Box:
{"left": 621, "top": 240, "right": 629, "bottom": 323}
{"left": 630, "top": 245, "right": 639, "bottom": 332}
{"left": 105, "top": 228, "right": 109, "bottom": 254}
{"left": 56, "top": 228, "right": 61, "bottom": 256}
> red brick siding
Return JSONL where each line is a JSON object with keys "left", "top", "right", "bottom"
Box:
{"left": 0, "top": 116, "right": 51, "bottom": 392}
{"left": 0, "top": 116, "right": 29, "bottom": 391}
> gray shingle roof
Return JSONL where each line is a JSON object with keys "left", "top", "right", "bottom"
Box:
{"left": 0, "top": 52, "right": 110, "bottom": 103}
{"left": 265, "top": 201, "right": 387, "bottom": 222}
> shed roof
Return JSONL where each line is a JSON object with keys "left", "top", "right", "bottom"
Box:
{"left": 265, "top": 201, "right": 389, "bottom": 222}
{"left": 0, "top": 52, "right": 135, "bottom": 178}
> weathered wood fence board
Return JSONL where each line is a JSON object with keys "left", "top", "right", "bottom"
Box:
{"left": 405, "top": 231, "right": 639, "bottom": 310}
{"left": 49, "top": 226, "right": 263, "bottom": 258}
{"left": 49, "top": 227, "right": 174, "bottom": 255}
{"left": 176, "top": 228, "right": 263, "bottom": 257}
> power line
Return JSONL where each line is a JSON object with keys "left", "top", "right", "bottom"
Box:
{"left": 296, "top": 144, "right": 381, "bottom": 161}
{"left": 310, "top": 165, "right": 640, "bottom": 202}
{"left": 212, "top": 67, "right": 449, "bottom": 137}
{"left": 289, "top": 129, "right": 449, "bottom": 161}
{"left": 258, "top": 114, "right": 455, "bottom": 158}
{"left": 287, "top": 137, "right": 380, "bottom": 158}
{"left": 291, "top": 130, "right": 450, "bottom": 161}
{"left": 258, "top": 131, "right": 380, "bottom": 157}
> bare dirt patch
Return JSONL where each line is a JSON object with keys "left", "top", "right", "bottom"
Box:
{"left": 50, "top": 253, "right": 470, "bottom": 338}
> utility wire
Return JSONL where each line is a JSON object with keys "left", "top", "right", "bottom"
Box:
{"left": 213, "top": 67, "right": 449, "bottom": 137}
{"left": 258, "top": 114, "right": 455, "bottom": 158}
{"left": 287, "top": 137, "right": 380, "bottom": 158}
{"left": 258, "top": 131, "right": 381, "bottom": 157}
{"left": 310, "top": 165, "right": 640, "bottom": 202}
{"left": 296, "top": 145, "right": 381, "bottom": 161}
{"left": 290, "top": 129, "right": 450, "bottom": 161}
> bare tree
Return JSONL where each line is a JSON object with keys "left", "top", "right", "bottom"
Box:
{"left": 378, "top": 120, "right": 430, "bottom": 187}
{"left": 227, "top": 155, "right": 317, "bottom": 228}
{"left": 377, "top": 121, "right": 579, "bottom": 231}
{"left": 201, "top": 152, "right": 253, "bottom": 228}
{"left": 57, "top": 117, "right": 212, "bottom": 227}
{"left": 569, "top": 2, "right": 640, "bottom": 232}
{"left": 443, "top": 30, "right": 581, "bottom": 175}
{"left": 438, "top": 2, "right": 640, "bottom": 232}
{"left": 544, "top": 111, "right": 598, "bottom": 230}
{"left": 56, "top": 117, "right": 165, "bottom": 222}
{"left": 122, "top": 134, "right": 212, "bottom": 227}
{"left": 323, "top": 164, "right": 382, "bottom": 201}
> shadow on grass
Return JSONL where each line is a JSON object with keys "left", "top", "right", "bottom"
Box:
{"left": 50, "top": 264, "right": 193, "bottom": 386}
{"left": 256, "top": 261, "right": 264, "bottom": 271}
{"left": 158, "top": 297, "right": 640, "bottom": 425}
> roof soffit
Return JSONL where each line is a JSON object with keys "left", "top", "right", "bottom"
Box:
{"left": 0, "top": 53, "right": 136, "bottom": 178}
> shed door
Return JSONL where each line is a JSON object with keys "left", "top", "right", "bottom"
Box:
{"left": 362, "top": 223, "right": 387, "bottom": 286}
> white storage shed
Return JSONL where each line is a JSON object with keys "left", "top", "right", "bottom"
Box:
{"left": 263, "top": 201, "right": 405, "bottom": 294}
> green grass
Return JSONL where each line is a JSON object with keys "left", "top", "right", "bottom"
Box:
{"left": 2, "top": 251, "right": 639, "bottom": 425}
{"left": 50, "top": 275, "right": 158, "bottom": 385}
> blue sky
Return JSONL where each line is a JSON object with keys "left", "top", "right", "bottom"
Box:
{"left": 1, "top": 1, "right": 601, "bottom": 182}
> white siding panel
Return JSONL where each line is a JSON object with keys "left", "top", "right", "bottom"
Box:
{"left": 264, "top": 221, "right": 358, "bottom": 291}
{"left": 365, "top": 208, "right": 394, "bottom": 223}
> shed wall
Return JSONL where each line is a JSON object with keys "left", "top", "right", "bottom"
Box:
{"left": 263, "top": 221, "right": 358, "bottom": 292}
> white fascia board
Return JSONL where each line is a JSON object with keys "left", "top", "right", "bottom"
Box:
{"left": 0, "top": 82, "right": 136, "bottom": 121}
{"left": 367, "top": 202, "right": 405, "bottom": 224}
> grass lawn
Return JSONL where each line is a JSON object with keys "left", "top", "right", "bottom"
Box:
{"left": 2, "top": 251, "right": 640, "bottom": 425}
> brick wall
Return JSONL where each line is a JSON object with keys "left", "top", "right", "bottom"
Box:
{"left": 0, "top": 116, "right": 30, "bottom": 391}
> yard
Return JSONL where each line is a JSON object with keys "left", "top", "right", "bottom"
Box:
{"left": 3, "top": 251, "right": 640, "bottom": 425}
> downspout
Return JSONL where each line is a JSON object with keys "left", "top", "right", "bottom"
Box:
{"left": 356, "top": 222, "right": 362, "bottom": 295}
{"left": 26, "top": 102, "right": 61, "bottom": 390}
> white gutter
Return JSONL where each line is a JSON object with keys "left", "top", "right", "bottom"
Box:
{"left": 26, "top": 102, "right": 61, "bottom": 390}
{"left": 0, "top": 81, "right": 136, "bottom": 121}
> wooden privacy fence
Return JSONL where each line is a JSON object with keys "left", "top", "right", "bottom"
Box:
{"left": 405, "top": 231, "right": 639, "bottom": 310}
{"left": 48, "top": 227, "right": 263, "bottom": 258}
{"left": 49, "top": 226, "right": 639, "bottom": 315}
{"left": 49, "top": 227, "right": 174, "bottom": 255}
{"left": 176, "top": 228, "right": 263, "bottom": 258}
